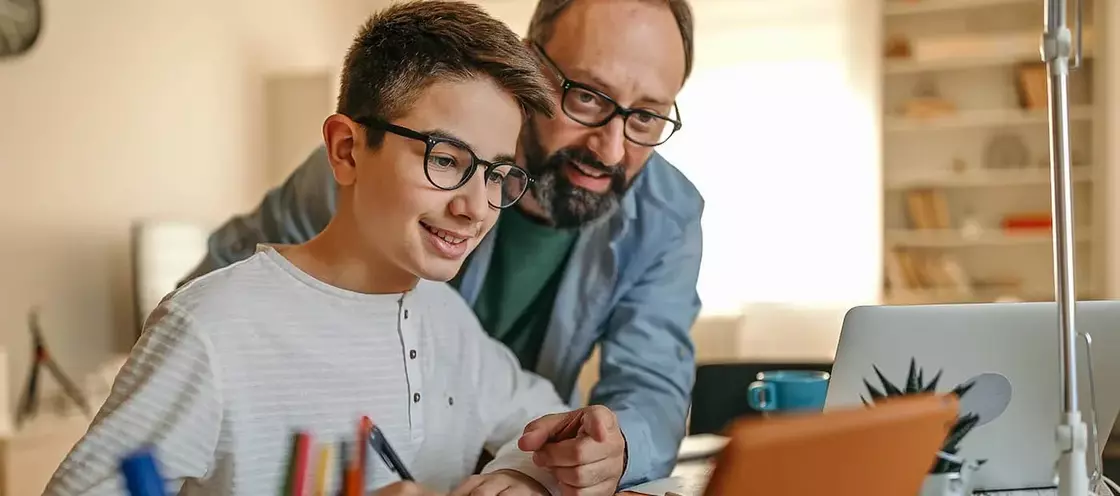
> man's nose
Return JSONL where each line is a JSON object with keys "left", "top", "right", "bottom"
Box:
{"left": 586, "top": 116, "right": 627, "bottom": 167}
{"left": 449, "top": 171, "right": 491, "bottom": 223}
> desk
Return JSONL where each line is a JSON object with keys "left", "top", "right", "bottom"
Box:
{"left": 624, "top": 436, "right": 1090, "bottom": 496}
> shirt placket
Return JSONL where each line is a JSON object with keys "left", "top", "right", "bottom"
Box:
{"left": 398, "top": 294, "right": 425, "bottom": 441}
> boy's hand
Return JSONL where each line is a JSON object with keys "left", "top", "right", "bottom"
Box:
{"left": 374, "top": 481, "right": 443, "bottom": 496}
{"left": 450, "top": 470, "right": 548, "bottom": 496}
{"left": 518, "top": 405, "right": 626, "bottom": 496}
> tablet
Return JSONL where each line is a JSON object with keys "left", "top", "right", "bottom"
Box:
{"left": 704, "top": 394, "right": 959, "bottom": 496}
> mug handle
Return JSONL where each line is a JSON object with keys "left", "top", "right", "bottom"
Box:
{"left": 747, "top": 381, "right": 777, "bottom": 412}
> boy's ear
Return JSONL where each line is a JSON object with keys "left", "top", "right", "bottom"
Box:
{"left": 322, "top": 114, "right": 361, "bottom": 187}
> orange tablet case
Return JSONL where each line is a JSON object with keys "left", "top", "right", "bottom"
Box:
{"left": 704, "top": 394, "right": 959, "bottom": 496}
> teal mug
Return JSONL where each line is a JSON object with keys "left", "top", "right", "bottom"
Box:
{"left": 747, "top": 370, "right": 830, "bottom": 413}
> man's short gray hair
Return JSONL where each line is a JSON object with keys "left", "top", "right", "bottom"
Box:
{"left": 527, "top": 0, "right": 694, "bottom": 82}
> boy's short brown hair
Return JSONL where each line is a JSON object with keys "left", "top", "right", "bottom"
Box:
{"left": 338, "top": 0, "right": 555, "bottom": 147}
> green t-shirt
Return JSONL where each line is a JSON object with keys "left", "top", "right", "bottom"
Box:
{"left": 467, "top": 207, "right": 579, "bottom": 370}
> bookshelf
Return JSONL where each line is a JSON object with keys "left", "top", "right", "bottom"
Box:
{"left": 880, "top": 0, "right": 1107, "bottom": 305}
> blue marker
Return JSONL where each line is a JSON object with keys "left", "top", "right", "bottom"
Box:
{"left": 119, "top": 449, "right": 167, "bottom": 496}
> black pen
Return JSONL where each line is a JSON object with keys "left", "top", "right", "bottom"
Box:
{"left": 366, "top": 421, "right": 415, "bottom": 481}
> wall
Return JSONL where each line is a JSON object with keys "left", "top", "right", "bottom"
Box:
{"left": 0, "top": 0, "right": 269, "bottom": 401}
{"left": 264, "top": 73, "right": 335, "bottom": 186}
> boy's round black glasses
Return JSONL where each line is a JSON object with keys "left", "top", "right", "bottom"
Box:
{"left": 351, "top": 117, "right": 532, "bottom": 209}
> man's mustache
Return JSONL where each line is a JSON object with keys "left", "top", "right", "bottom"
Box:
{"left": 552, "top": 148, "right": 624, "bottom": 179}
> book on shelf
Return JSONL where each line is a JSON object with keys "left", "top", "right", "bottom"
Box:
{"left": 904, "top": 188, "right": 950, "bottom": 230}
{"left": 889, "top": 188, "right": 975, "bottom": 301}
{"left": 885, "top": 249, "right": 974, "bottom": 298}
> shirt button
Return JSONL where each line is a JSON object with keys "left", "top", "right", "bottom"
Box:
{"left": 409, "top": 349, "right": 417, "bottom": 359}
{"left": 413, "top": 393, "right": 421, "bottom": 403}
{"left": 448, "top": 397, "right": 454, "bottom": 406}
{"left": 404, "top": 309, "right": 409, "bottom": 319}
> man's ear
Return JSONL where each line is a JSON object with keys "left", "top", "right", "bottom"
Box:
{"left": 322, "top": 114, "right": 361, "bottom": 187}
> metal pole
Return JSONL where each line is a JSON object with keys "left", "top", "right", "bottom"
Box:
{"left": 1041, "top": 0, "right": 1088, "bottom": 493}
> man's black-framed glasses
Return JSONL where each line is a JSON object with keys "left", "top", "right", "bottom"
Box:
{"left": 352, "top": 117, "right": 532, "bottom": 209}
{"left": 533, "top": 43, "right": 682, "bottom": 147}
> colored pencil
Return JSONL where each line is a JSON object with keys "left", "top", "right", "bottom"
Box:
{"left": 314, "top": 443, "right": 333, "bottom": 496}
{"left": 283, "top": 431, "right": 312, "bottom": 496}
{"left": 120, "top": 449, "right": 167, "bottom": 496}
{"left": 357, "top": 417, "right": 373, "bottom": 491}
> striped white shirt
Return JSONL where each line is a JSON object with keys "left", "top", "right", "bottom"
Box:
{"left": 45, "top": 246, "right": 569, "bottom": 496}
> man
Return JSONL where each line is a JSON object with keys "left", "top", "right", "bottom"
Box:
{"left": 46, "top": 3, "right": 625, "bottom": 496}
{"left": 188, "top": 0, "right": 701, "bottom": 488}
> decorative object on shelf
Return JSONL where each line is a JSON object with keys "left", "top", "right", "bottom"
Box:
{"left": 861, "top": 359, "right": 1004, "bottom": 496}
{"left": 1001, "top": 212, "right": 1052, "bottom": 233}
{"left": 959, "top": 211, "right": 983, "bottom": 240}
{"left": 983, "top": 134, "right": 1029, "bottom": 169}
{"left": 950, "top": 157, "right": 968, "bottom": 174}
{"left": 1015, "top": 63, "right": 1048, "bottom": 110}
{"left": 885, "top": 34, "right": 912, "bottom": 58}
{"left": 16, "top": 308, "right": 92, "bottom": 428}
{"left": 1037, "top": 149, "right": 1084, "bottom": 169}
{"left": 901, "top": 77, "right": 956, "bottom": 119}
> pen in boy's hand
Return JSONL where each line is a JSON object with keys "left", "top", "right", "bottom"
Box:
{"left": 365, "top": 417, "right": 415, "bottom": 481}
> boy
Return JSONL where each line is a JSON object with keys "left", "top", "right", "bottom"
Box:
{"left": 45, "top": 2, "right": 622, "bottom": 495}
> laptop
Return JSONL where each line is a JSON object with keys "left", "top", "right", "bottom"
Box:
{"left": 824, "top": 301, "right": 1120, "bottom": 491}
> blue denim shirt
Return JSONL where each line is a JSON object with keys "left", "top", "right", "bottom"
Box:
{"left": 186, "top": 145, "right": 705, "bottom": 486}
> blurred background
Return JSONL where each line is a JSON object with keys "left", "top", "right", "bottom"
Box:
{"left": 1, "top": 0, "right": 1119, "bottom": 492}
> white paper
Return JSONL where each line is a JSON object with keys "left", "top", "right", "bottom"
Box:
{"left": 676, "top": 434, "right": 728, "bottom": 460}
{"left": 626, "top": 476, "right": 702, "bottom": 496}
{"left": 628, "top": 462, "right": 713, "bottom": 496}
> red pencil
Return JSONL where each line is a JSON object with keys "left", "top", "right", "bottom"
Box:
{"left": 356, "top": 418, "right": 374, "bottom": 492}
{"left": 283, "top": 431, "right": 312, "bottom": 496}
{"left": 346, "top": 431, "right": 362, "bottom": 496}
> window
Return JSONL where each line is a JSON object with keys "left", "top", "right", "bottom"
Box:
{"left": 657, "top": 14, "right": 881, "bottom": 315}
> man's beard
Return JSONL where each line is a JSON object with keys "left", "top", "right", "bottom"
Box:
{"left": 522, "top": 130, "right": 629, "bottom": 229}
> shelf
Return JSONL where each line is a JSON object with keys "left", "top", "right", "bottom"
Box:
{"left": 885, "top": 51, "right": 1094, "bottom": 75}
{"left": 879, "top": 0, "right": 1106, "bottom": 306}
{"left": 885, "top": 53, "right": 1030, "bottom": 75}
{"left": 883, "top": 285, "right": 1096, "bottom": 305}
{"left": 885, "top": 166, "right": 1094, "bottom": 190}
{"left": 884, "top": 0, "right": 1038, "bottom": 16}
{"left": 884, "top": 106, "right": 1094, "bottom": 132}
{"left": 885, "top": 229, "right": 1092, "bottom": 248}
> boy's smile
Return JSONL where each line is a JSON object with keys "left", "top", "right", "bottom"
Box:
{"left": 419, "top": 220, "right": 476, "bottom": 260}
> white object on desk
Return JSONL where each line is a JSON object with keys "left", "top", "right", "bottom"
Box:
{"left": 676, "top": 434, "right": 728, "bottom": 461}
{"left": 627, "top": 461, "right": 712, "bottom": 496}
